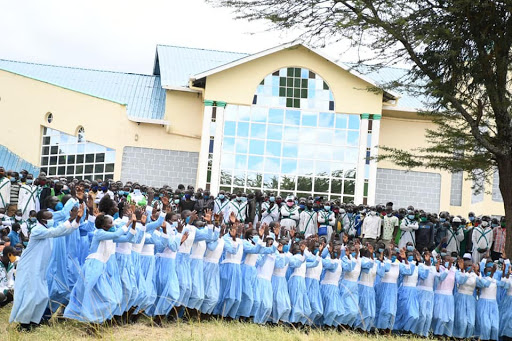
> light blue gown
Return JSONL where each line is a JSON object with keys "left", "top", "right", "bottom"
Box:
{"left": 453, "top": 271, "right": 477, "bottom": 338}
{"left": 320, "top": 257, "right": 344, "bottom": 327}
{"left": 475, "top": 276, "right": 508, "bottom": 341}
{"left": 412, "top": 264, "right": 436, "bottom": 337}
{"left": 288, "top": 252, "right": 319, "bottom": 324}
{"left": 499, "top": 277, "right": 512, "bottom": 338}
{"left": 78, "top": 217, "right": 96, "bottom": 265}
{"left": 187, "top": 225, "right": 214, "bottom": 310}
{"left": 46, "top": 199, "right": 78, "bottom": 313}
{"left": 394, "top": 263, "right": 419, "bottom": 332}
{"left": 431, "top": 267, "right": 456, "bottom": 337}
{"left": 304, "top": 256, "right": 324, "bottom": 325}
{"left": 252, "top": 251, "right": 281, "bottom": 324}
{"left": 64, "top": 223, "right": 135, "bottom": 323}
{"left": 238, "top": 238, "right": 275, "bottom": 318}
{"left": 10, "top": 220, "right": 78, "bottom": 324}
{"left": 354, "top": 257, "right": 386, "bottom": 331}
{"left": 271, "top": 252, "right": 291, "bottom": 323}
{"left": 214, "top": 236, "right": 244, "bottom": 318}
{"left": 338, "top": 255, "right": 360, "bottom": 326}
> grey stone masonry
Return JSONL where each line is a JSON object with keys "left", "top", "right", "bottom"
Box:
{"left": 492, "top": 170, "right": 503, "bottom": 202}
{"left": 375, "top": 168, "right": 441, "bottom": 212}
{"left": 121, "top": 146, "right": 199, "bottom": 188}
{"left": 450, "top": 172, "right": 463, "bottom": 206}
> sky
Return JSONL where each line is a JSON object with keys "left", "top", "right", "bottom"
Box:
{"left": 0, "top": 0, "right": 361, "bottom": 75}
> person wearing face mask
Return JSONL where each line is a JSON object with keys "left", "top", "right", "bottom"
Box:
{"left": 381, "top": 207, "right": 399, "bottom": 249}
{"left": 492, "top": 217, "right": 506, "bottom": 262}
{"left": 499, "top": 258, "right": 512, "bottom": 340}
{"left": 179, "top": 191, "right": 196, "bottom": 212}
{"left": 17, "top": 174, "right": 39, "bottom": 221}
{"left": 320, "top": 244, "right": 345, "bottom": 327}
{"left": 95, "top": 181, "right": 114, "bottom": 202}
{"left": 412, "top": 251, "right": 437, "bottom": 337}
{"left": 316, "top": 201, "right": 335, "bottom": 242}
{"left": 64, "top": 211, "right": 137, "bottom": 323}
{"left": 280, "top": 196, "right": 300, "bottom": 235}
{"left": 6, "top": 171, "right": 20, "bottom": 217}
{"left": 194, "top": 190, "right": 214, "bottom": 219}
{"left": 261, "top": 193, "right": 280, "bottom": 225}
{"left": 431, "top": 253, "right": 457, "bottom": 338}
{"left": 213, "top": 190, "right": 231, "bottom": 224}
{"left": 339, "top": 244, "right": 361, "bottom": 327}
{"left": 20, "top": 210, "right": 37, "bottom": 240}
{"left": 399, "top": 210, "right": 419, "bottom": 249}
{"left": 415, "top": 212, "right": 435, "bottom": 252}
{"left": 10, "top": 207, "right": 82, "bottom": 329}
{"left": 452, "top": 255, "right": 478, "bottom": 339}
{"left": 361, "top": 206, "right": 382, "bottom": 246}
{"left": 472, "top": 216, "right": 494, "bottom": 263}
{"left": 0, "top": 245, "right": 18, "bottom": 307}
{"left": 394, "top": 250, "right": 420, "bottom": 333}
{"left": 127, "top": 185, "right": 147, "bottom": 207}
{"left": 299, "top": 200, "right": 318, "bottom": 238}
{"left": 228, "top": 192, "right": 248, "bottom": 223}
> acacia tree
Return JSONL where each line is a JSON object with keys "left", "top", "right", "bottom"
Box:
{"left": 209, "top": 0, "right": 512, "bottom": 255}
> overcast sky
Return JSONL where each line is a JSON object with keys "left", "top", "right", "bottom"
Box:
{"left": 0, "top": 0, "right": 363, "bottom": 75}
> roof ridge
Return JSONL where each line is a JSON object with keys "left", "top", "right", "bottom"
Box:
{"left": 344, "top": 61, "right": 411, "bottom": 72}
{"left": 156, "top": 43, "right": 249, "bottom": 56}
{"left": 0, "top": 58, "right": 156, "bottom": 77}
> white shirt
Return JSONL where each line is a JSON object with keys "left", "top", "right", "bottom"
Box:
{"left": 362, "top": 214, "right": 381, "bottom": 239}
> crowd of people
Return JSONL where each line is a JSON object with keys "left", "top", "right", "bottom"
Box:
{"left": 1, "top": 165, "right": 511, "bottom": 340}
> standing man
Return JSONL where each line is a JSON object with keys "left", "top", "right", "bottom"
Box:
{"left": 399, "top": 210, "right": 419, "bottom": 249}
{"left": 228, "top": 192, "right": 248, "bottom": 223}
{"left": 18, "top": 174, "right": 39, "bottom": 220}
{"left": 0, "top": 167, "right": 10, "bottom": 211}
{"left": 361, "top": 206, "right": 381, "bottom": 246}
{"left": 491, "top": 216, "right": 506, "bottom": 261}
{"left": 7, "top": 172, "right": 20, "bottom": 217}
{"left": 472, "top": 215, "right": 493, "bottom": 263}
{"left": 381, "top": 207, "right": 399, "bottom": 248}
{"left": 213, "top": 190, "right": 230, "bottom": 224}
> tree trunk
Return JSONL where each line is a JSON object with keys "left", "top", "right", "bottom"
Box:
{"left": 497, "top": 157, "right": 512, "bottom": 258}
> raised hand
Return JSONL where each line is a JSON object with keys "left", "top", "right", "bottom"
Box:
{"left": 457, "top": 258, "right": 464, "bottom": 271}
{"left": 181, "top": 231, "right": 189, "bottom": 244}
{"left": 229, "top": 211, "right": 237, "bottom": 224}
{"left": 204, "top": 209, "right": 213, "bottom": 223}
{"left": 69, "top": 206, "right": 78, "bottom": 221}
{"left": 289, "top": 228, "right": 296, "bottom": 239}
{"left": 76, "top": 203, "right": 85, "bottom": 221}
{"left": 258, "top": 224, "right": 265, "bottom": 238}
{"left": 141, "top": 214, "right": 147, "bottom": 226}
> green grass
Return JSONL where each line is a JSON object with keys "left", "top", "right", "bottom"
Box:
{"left": 0, "top": 305, "right": 419, "bottom": 340}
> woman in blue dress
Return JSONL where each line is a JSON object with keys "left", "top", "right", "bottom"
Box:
{"left": 304, "top": 239, "right": 325, "bottom": 326}
{"left": 271, "top": 236, "right": 292, "bottom": 323}
{"left": 499, "top": 263, "right": 512, "bottom": 339}
{"left": 320, "top": 243, "right": 346, "bottom": 327}
{"left": 339, "top": 243, "right": 361, "bottom": 327}
{"left": 393, "top": 247, "right": 418, "bottom": 333}
{"left": 412, "top": 251, "right": 437, "bottom": 337}
{"left": 453, "top": 256, "right": 478, "bottom": 339}
{"left": 64, "top": 212, "right": 136, "bottom": 323}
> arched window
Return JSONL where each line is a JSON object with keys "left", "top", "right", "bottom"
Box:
{"left": 46, "top": 112, "right": 53, "bottom": 123}
{"left": 77, "top": 126, "right": 85, "bottom": 143}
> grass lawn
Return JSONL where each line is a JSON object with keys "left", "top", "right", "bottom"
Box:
{"left": 0, "top": 305, "right": 418, "bottom": 340}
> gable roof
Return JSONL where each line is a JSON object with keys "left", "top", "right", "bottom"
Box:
{"left": 0, "top": 59, "right": 167, "bottom": 123}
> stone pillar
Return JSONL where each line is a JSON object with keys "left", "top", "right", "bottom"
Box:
{"left": 354, "top": 113, "right": 369, "bottom": 204}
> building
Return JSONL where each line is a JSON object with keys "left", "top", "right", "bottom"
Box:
{"left": 0, "top": 43, "right": 504, "bottom": 215}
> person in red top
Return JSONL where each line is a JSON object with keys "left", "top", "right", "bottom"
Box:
{"left": 492, "top": 216, "right": 506, "bottom": 261}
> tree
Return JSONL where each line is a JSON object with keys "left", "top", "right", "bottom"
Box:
{"left": 209, "top": 0, "right": 512, "bottom": 255}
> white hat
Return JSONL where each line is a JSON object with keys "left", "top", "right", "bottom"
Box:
{"left": 452, "top": 217, "right": 462, "bottom": 223}
{"left": 463, "top": 253, "right": 472, "bottom": 260}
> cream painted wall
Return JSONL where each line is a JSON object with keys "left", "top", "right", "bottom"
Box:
{"left": 203, "top": 45, "right": 383, "bottom": 115}
{"left": 379, "top": 114, "right": 505, "bottom": 216}
{"left": 164, "top": 89, "right": 204, "bottom": 139}
{"left": 0, "top": 70, "right": 201, "bottom": 180}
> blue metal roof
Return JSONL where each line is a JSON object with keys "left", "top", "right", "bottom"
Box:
{"left": 0, "top": 59, "right": 166, "bottom": 121}
{"left": 0, "top": 145, "right": 39, "bottom": 175}
{"left": 155, "top": 44, "right": 249, "bottom": 88}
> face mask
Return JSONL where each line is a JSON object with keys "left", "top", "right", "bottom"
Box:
{"left": 491, "top": 223, "right": 499, "bottom": 228}
{"left": 313, "top": 207, "right": 319, "bottom": 212}
{"left": 15, "top": 215, "right": 22, "bottom": 220}
{"left": 10, "top": 178, "right": 16, "bottom": 182}
{"left": 185, "top": 194, "right": 192, "bottom": 200}
{"left": 502, "top": 222, "right": 506, "bottom": 228}
{"left": 218, "top": 194, "right": 225, "bottom": 200}
{"left": 299, "top": 204, "right": 305, "bottom": 210}
{"left": 113, "top": 212, "right": 119, "bottom": 220}
{"left": 241, "top": 197, "right": 247, "bottom": 202}
{"left": 394, "top": 247, "right": 400, "bottom": 253}
{"left": 154, "top": 196, "right": 160, "bottom": 201}
{"left": 469, "top": 216, "right": 475, "bottom": 222}
{"left": 282, "top": 244, "right": 290, "bottom": 253}
{"left": 406, "top": 246, "right": 414, "bottom": 252}
{"left": 204, "top": 195, "right": 209, "bottom": 200}
{"left": 390, "top": 255, "right": 397, "bottom": 262}
{"left": 370, "top": 210, "right": 376, "bottom": 216}
{"left": 55, "top": 202, "right": 64, "bottom": 211}
{"left": 466, "top": 266, "right": 472, "bottom": 272}
{"left": 236, "top": 196, "right": 242, "bottom": 202}
{"left": 486, "top": 271, "right": 492, "bottom": 277}
{"left": 324, "top": 206, "right": 330, "bottom": 211}
{"left": 378, "top": 248, "right": 384, "bottom": 253}
{"left": 444, "top": 262, "right": 450, "bottom": 268}
{"left": 171, "top": 222, "right": 178, "bottom": 228}
{"left": 287, "top": 201, "right": 294, "bottom": 207}
{"left": 420, "top": 217, "right": 427, "bottom": 222}
{"left": 269, "top": 196, "right": 275, "bottom": 202}
{"left": 440, "top": 252, "right": 447, "bottom": 257}
{"left": 26, "top": 179, "right": 33, "bottom": 184}
{"left": 46, "top": 219, "right": 55, "bottom": 228}
{"left": 133, "top": 189, "right": 141, "bottom": 195}
{"left": 481, "top": 221, "right": 489, "bottom": 227}
{"left": 101, "top": 186, "right": 108, "bottom": 191}
{"left": 29, "top": 217, "right": 37, "bottom": 222}
{"left": 351, "top": 252, "right": 356, "bottom": 257}
{"left": 174, "top": 199, "right": 180, "bottom": 204}
{"left": 407, "top": 256, "right": 414, "bottom": 262}
{"left": 313, "top": 248, "right": 319, "bottom": 255}
{"left": 387, "top": 213, "right": 392, "bottom": 217}
{"left": 108, "top": 226, "right": 116, "bottom": 232}
{"left": 440, "top": 218, "right": 446, "bottom": 222}
{"left": 185, "top": 216, "right": 191, "bottom": 224}
{"left": 408, "top": 214, "right": 415, "bottom": 220}
{"left": 118, "top": 190, "right": 125, "bottom": 196}
{"left": 333, "top": 252, "right": 338, "bottom": 258}
{"left": 347, "top": 212, "right": 353, "bottom": 218}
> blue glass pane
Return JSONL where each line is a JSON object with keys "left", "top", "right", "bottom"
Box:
{"left": 224, "top": 105, "right": 238, "bottom": 120}
{"left": 267, "top": 125, "right": 283, "bottom": 140}
{"left": 266, "top": 141, "right": 282, "bottom": 157}
{"left": 248, "top": 156, "right": 264, "bottom": 172}
{"left": 298, "top": 159, "right": 314, "bottom": 175}
{"left": 283, "top": 143, "right": 298, "bottom": 158}
{"left": 302, "top": 112, "right": 318, "bottom": 127}
{"left": 335, "top": 114, "right": 348, "bottom": 129}
{"left": 251, "top": 107, "right": 268, "bottom": 123}
{"left": 224, "top": 121, "right": 236, "bottom": 136}
{"left": 367, "top": 133, "right": 372, "bottom": 147}
{"left": 285, "top": 110, "right": 301, "bottom": 125}
{"left": 315, "top": 161, "right": 331, "bottom": 176}
{"left": 281, "top": 159, "right": 297, "bottom": 174}
{"left": 235, "top": 154, "right": 248, "bottom": 169}
{"left": 283, "top": 126, "right": 299, "bottom": 142}
{"left": 365, "top": 164, "right": 370, "bottom": 178}
{"left": 346, "top": 148, "right": 359, "bottom": 163}
{"left": 300, "top": 144, "right": 316, "bottom": 159}
{"left": 249, "top": 139, "right": 265, "bottom": 155}
{"left": 268, "top": 108, "right": 284, "bottom": 124}
{"left": 221, "top": 153, "right": 235, "bottom": 169}
{"left": 237, "top": 122, "right": 249, "bottom": 137}
{"left": 332, "top": 148, "right": 345, "bottom": 162}
{"left": 301, "top": 68, "right": 309, "bottom": 78}
{"left": 250, "top": 123, "right": 266, "bottom": 138}
{"left": 317, "top": 129, "right": 333, "bottom": 144}
{"left": 347, "top": 131, "right": 359, "bottom": 146}
{"left": 334, "top": 130, "right": 347, "bottom": 145}
{"left": 235, "top": 138, "right": 248, "bottom": 153}
{"left": 223, "top": 137, "right": 235, "bottom": 153}
{"left": 239, "top": 106, "right": 251, "bottom": 121}
{"left": 264, "top": 157, "right": 280, "bottom": 172}
{"left": 348, "top": 115, "right": 360, "bottom": 130}
{"left": 319, "top": 112, "right": 334, "bottom": 128}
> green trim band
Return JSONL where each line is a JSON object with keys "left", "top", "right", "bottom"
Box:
{"left": 215, "top": 101, "right": 227, "bottom": 108}
{"left": 360, "top": 113, "right": 370, "bottom": 119}
{"left": 372, "top": 114, "right": 382, "bottom": 120}
{"left": 204, "top": 100, "right": 214, "bottom": 106}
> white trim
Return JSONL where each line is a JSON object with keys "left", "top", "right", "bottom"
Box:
{"left": 126, "top": 116, "right": 170, "bottom": 125}
{"left": 197, "top": 105, "right": 213, "bottom": 189}
{"left": 161, "top": 85, "right": 200, "bottom": 93}
{"left": 210, "top": 105, "right": 225, "bottom": 194}
{"left": 355, "top": 117, "right": 369, "bottom": 204}
{"left": 367, "top": 119, "right": 381, "bottom": 206}
{"left": 190, "top": 42, "right": 400, "bottom": 100}
{"left": 382, "top": 105, "right": 423, "bottom": 112}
